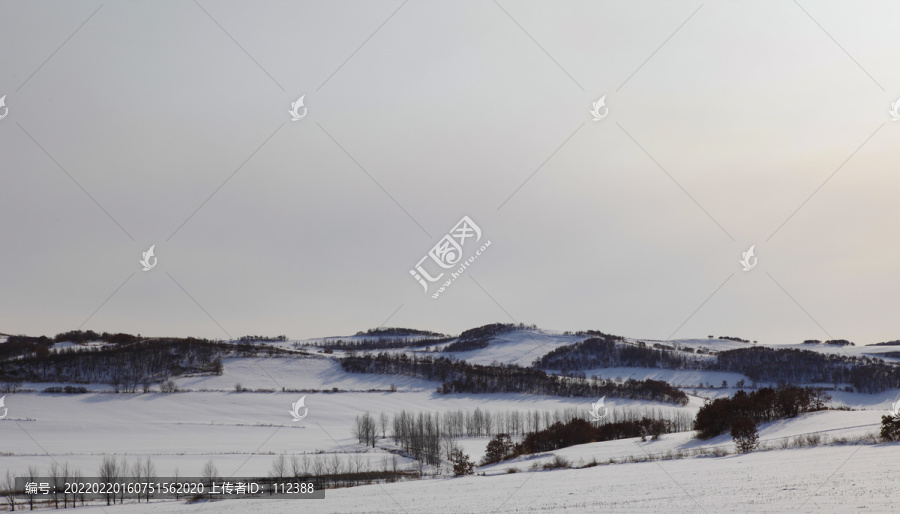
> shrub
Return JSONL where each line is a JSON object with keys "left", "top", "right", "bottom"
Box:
{"left": 542, "top": 455, "right": 570, "bottom": 470}
{"left": 881, "top": 415, "right": 900, "bottom": 441}
{"left": 450, "top": 449, "right": 474, "bottom": 476}
{"left": 481, "top": 434, "right": 516, "bottom": 465}
{"left": 731, "top": 416, "right": 759, "bottom": 453}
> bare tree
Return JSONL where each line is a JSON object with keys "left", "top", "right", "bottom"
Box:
{"left": 379, "top": 412, "right": 388, "bottom": 439}
{"left": 131, "top": 458, "right": 144, "bottom": 502}
{"left": 172, "top": 467, "right": 181, "bottom": 501}
{"left": 291, "top": 454, "right": 311, "bottom": 478}
{"left": 201, "top": 459, "right": 219, "bottom": 499}
{"left": 142, "top": 457, "right": 157, "bottom": 503}
{"left": 49, "top": 461, "right": 62, "bottom": 508}
{"left": 117, "top": 457, "right": 129, "bottom": 504}
{"left": 312, "top": 456, "right": 326, "bottom": 486}
{"left": 2, "top": 469, "right": 16, "bottom": 511}
{"left": 201, "top": 459, "right": 218, "bottom": 484}
{"left": 270, "top": 454, "right": 287, "bottom": 480}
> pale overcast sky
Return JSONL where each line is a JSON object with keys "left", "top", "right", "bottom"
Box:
{"left": 1, "top": 0, "right": 898, "bottom": 344}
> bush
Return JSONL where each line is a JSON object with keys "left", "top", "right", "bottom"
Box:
{"left": 450, "top": 449, "right": 474, "bottom": 476}
{"left": 481, "top": 434, "right": 516, "bottom": 465}
{"left": 881, "top": 415, "right": 900, "bottom": 441}
{"left": 731, "top": 416, "right": 759, "bottom": 453}
{"left": 42, "top": 386, "right": 88, "bottom": 394}
{"left": 542, "top": 455, "right": 570, "bottom": 470}
{"left": 160, "top": 380, "right": 177, "bottom": 393}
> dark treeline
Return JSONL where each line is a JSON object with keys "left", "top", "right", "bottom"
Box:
{"left": 518, "top": 417, "right": 672, "bottom": 454}
{"left": 354, "top": 327, "right": 445, "bottom": 337}
{"left": 340, "top": 352, "right": 689, "bottom": 404}
{"left": 310, "top": 337, "right": 453, "bottom": 351}
{"left": 715, "top": 347, "right": 897, "bottom": 393}
{"left": 481, "top": 416, "right": 676, "bottom": 465}
{"left": 0, "top": 339, "right": 279, "bottom": 391}
{"left": 456, "top": 322, "right": 535, "bottom": 340}
{"left": 0, "top": 330, "right": 139, "bottom": 361}
{"left": 693, "top": 386, "right": 830, "bottom": 439}
{"left": 534, "top": 337, "right": 711, "bottom": 372}
{"left": 238, "top": 335, "right": 287, "bottom": 342}
{"left": 442, "top": 322, "right": 538, "bottom": 353}
{"left": 536, "top": 334, "right": 900, "bottom": 393}
{"left": 870, "top": 340, "right": 900, "bottom": 346}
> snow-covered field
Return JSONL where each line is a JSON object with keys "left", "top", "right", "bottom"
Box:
{"left": 22, "top": 443, "right": 900, "bottom": 513}
{"left": 4, "top": 334, "right": 900, "bottom": 512}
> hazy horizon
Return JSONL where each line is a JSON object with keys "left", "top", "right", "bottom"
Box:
{"left": 2, "top": 1, "right": 899, "bottom": 345}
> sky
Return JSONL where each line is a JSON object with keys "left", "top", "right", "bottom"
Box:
{"left": 1, "top": 0, "right": 898, "bottom": 345}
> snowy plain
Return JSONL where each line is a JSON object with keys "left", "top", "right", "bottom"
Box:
{"left": 3, "top": 332, "right": 900, "bottom": 512}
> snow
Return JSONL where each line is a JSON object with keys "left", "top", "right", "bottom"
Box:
{"left": 33, "top": 444, "right": 900, "bottom": 513}
{"left": 440, "top": 330, "right": 584, "bottom": 367}
{"left": 5, "top": 335, "right": 900, "bottom": 513}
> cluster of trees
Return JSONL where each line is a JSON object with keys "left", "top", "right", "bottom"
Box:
{"left": 352, "top": 412, "right": 384, "bottom": 447}
{"left": 715, "top": 347, "right": 896, "bottom": 393}
{"left": 801, "top": 339, "right": 855, "bottom": 346}
{"left": 389, "top": 411, "right": 446, "bottom": 468}
{"left": 238, "top": 335, "right": 287, "bottom": 342}
{"left": 561, "top": 329, "right": 625, "bottom": 340}
{"left": 716, "top": 336, "right": 750, "bottom": 343}
{"left": 693, "top": 386, "right": 829, "bottom": 440}
{"left": 0, "top": 330, "right": 140, "bottom": 362}
{"left": 354, "top": 327, "right": 445, "bottom": 337}
{"left": 340, "top": 353, "right": 688, "bottom": 404}
{"left": 441, "top": 322, "right": 541, "bottom": 353}
{"left": 534, "top": 332, "right": 900, "bottom": 393}
{"left": 441, "top": 338, "right": 490, "bottom": 352}
{"left": 457, "top": 323, "right": 535, "bottom": 340}
{"left": 268, "top": 453, "right": 411, "bottom": 488}
{"left": 481, "top": 416, "right": 677, "bottom": 465}
{"left": 310, "top": 337, "right": 450, "bottom": 352}
{"left": 0, "top": 338, "right": 234, "bottom": 390}
{"left": 517, "top": 418, "right": 671, "bottom": 455}
{"left": 534, "top": 337, "right": 710, "bottom": 372}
